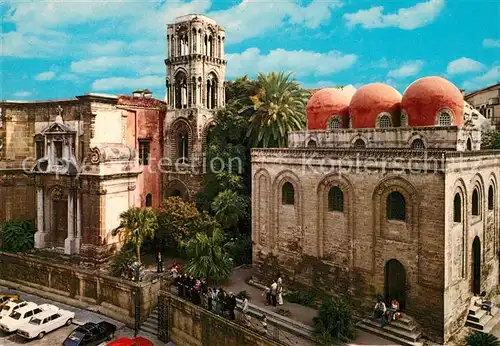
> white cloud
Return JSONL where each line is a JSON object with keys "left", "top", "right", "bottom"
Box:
{"left": 387, "top": 60, "right": 424, "bottom": 78}
{"left": 226, "top": 48, "right": 357, "bottom": 78}
{"left": 35, "top": 71, "right": 55, "bottom": 81}
{"left": 483, "top": 39, "right": 500, "bottom": 48}
{"left": 58, "top": 74, "right": 80, "bottom": 82}
{"left": 446, "top": 57, "right": 485, "bottom": 75}
{"left": 463, "top": 66, "right": 500, "bottom": 90}
{"left": 344, "top": 0, "right": 444, "bottom": 30}
{"left": 0, "top": 31, "right": 69, "bottom": 58}
{"left": 13, "top": 91, "right": 32, "bottom": 97}
{"left": 91, "top": 75, "right": 164, "bottom": 91}
{"left": 299, "top": 80, "right": 342, "bottom": 89}
{"left": 70, "top": 55, "right": 164, "bottom": 75}
{"left": 210, "top": 0, "right": 343, "bottom": 44}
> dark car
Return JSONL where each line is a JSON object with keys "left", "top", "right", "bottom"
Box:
{"left": 62, "top": 321, "right": 117, "bottom": 346}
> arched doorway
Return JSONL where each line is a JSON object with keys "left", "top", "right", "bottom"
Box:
{"left": 472, "top": 236, "right": 481, "bottom": 294}
{"left": 170, "top": 189, "right": 181, "bottom": 197}
{"left": 385, "top": 259, "right": 407, "bottom": 311}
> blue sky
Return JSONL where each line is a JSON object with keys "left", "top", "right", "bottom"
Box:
{"left": 1, "top": 0, "right": 499, "bottom": 100}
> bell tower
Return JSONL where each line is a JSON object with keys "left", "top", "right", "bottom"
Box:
{"left": 163, "top": 14, "right": 226, "bottom": 200}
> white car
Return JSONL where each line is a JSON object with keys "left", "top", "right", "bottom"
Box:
{"left": 0, "top": 300, "right": 30, "bottom": 318}
{"left": 0, "top": 302, "right": 42, "bottom": 332}
{"left": 17, "top": 306, "right": 74, "bottom": 340}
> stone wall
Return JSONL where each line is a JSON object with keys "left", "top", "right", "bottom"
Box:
{"left": 158, "top": 285, "right": 286, "bottom": 346}
{"left": 0, "top": 172, "right": 36, "bottom": 224}
{"left": 0, "top": 251, "right": 160, "bottom": 328}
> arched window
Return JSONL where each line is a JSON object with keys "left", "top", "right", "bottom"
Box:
{"left": 453, "top": 193, "right": 461, "bottom": 222}
{"left": 472, "top": 188, "right": 479, "bottom": 216}
{"left": 282, "top": 182, "right": 295, "bottom": 205}
{"left": 386, "top": 191, "right": 406, "bottom": 221}
{"left": 411, "top": 139, "right": 425, "bottom": 150}
{"left": 307, "top": 140, "right": 317, "bottom": 148}
{"left": 174, "top": 71, "right": 188, "bottom": 109}
{"left": 488, "top": 186, "right": 494, "bottom": 210}
{"left": 328, "top": 186, "right": 344, "bottom": 212}
{"left": 466, "top": 138, "right": 472, "bottom": 151}
{"left": 379, "top": 115, "right": 392, "bottom": 128}
{"left": 353, "top": 138, "right": 366, "bottom": 148}
{"left": 177, "top": 132, "right": 189, "bottom": 163}
{"left": 145, "top": 193, "right": 152, "bottom": 207}
{"left": 327, "top": 117, "right": 341, "bottom": 130}
{"left": 437, "top": 112, "right": 452, "bottom": 126}
{"left": 206, "top": 72, "right": 218, "bottom": 109}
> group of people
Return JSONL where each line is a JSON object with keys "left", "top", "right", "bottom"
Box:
{"left": 471, "top": 291, "right": 494, "bottom": 315}
{"left": 172, "top": 266, "right": 240, "bottom": 321}
{"left": 262, "top": 273, "right": 284, "bottom": 307}
{"left": 373, "top": 297, "right": 401, "bottom": 327}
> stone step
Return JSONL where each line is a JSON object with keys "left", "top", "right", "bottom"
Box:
{"left": 140, "top": 324, "right": 158, "bottom": 336}
{"left": 357, "top": 322, "right": 423, "bottom": 346}
{"left": 366, "top": 317, "right": 416, "bottom": 332}
{"left": 469, "top": 305, "right": 481, "bottom": 315}
{"left": 142, "top": 320, "right": 158, "bottom": 330}
{"left": 362, "top": 319, "right": 421, "bottom": 342}
{"left": 466, "top": 314, "right": 493, "bottom": 330}
{"left": 468, "top": 308, "right": 487, "bottom": 322}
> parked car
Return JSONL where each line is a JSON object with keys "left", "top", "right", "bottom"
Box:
{"left": 0, "top": 302, "right": 43, "bottom": 333}
{"left": 0, "top": 300, "right": 29, "bottom": 318}
{"left": 17, "top": 306, "right": 75, "bottom": 340}
{"left": 0, "top": 293, "right": 20, "bottom": 308}
{"left": 62, "top": 321, "right": 117, "bottom": 346}
{"left": 106, "top": 337, "right": 154, "bottom": 346}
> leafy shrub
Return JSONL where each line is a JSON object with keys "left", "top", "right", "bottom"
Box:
{"left": 312, "top": 296, "right": 356, "bottom": 344}
{"left": 1, "top": 219, "right": 36, "bottom": 252}
{"left": 236, "top": 290, "right": 250, "bottom": 300}
{"left": 466, "top": 332, "right": 500, "bottom": 346}
{"left": 224, "top": 234, "right": 252, "bottom": 266}
{"left": 285, "top": 290, "right": 318, "bottom": 308}
{"left": 109, "top": 243, "right": 137, "bottom": 277}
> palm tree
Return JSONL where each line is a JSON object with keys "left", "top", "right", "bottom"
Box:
{"left": 112, "top": 207, "right": 158, "bottom": 265}
{"left": 246, "top": 71, "right": 309, "bottom": 148}
{"left": 182, "top": 228, "right": 233, "bottom": 282}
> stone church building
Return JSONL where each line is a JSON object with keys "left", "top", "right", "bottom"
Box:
{"left": 0, "top": 14, "right": 225, "bottom": 259}
{"left": 251, "top": 78, "right": 499, "bottom": 343}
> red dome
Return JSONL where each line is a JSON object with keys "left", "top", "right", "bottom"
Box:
{"left": 306, "top": 88, "right": 352, "bottom": 130}
{"left": 349, "top": 83, "right": 402, "bottom": 128}
{"left": 402, "top": 76, "right": 464, "bottom": 127}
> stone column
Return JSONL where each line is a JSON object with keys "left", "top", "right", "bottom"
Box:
{"left": 74, "top": 191, "right": 82, "bottom": 254}
{"left": 64, "top": 189, "right": 75, "bottom": 255}
{"left": 34, "top": 187, "right": 48, "bottom": 248}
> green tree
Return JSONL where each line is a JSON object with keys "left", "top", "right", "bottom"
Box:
{"left": 482, "top": 131, "right": 500, "bottom": 149}
{"left": 466, "top": 332, "right": 500, "bottom": 346}
{"left": 211, "top": 189, "right": 250, "bottom": 230}
{"left": 182, "top": 228, "right": 233, "bottom": 282}
{"left": 157, "top": 197, "right": 216, "bottom": 250}
{"left": 312, "top": 296, "right": 356, "bottom": 344}
{"left": 246, "top": 71, "right": 310, "bottom": 148}
{"left": 112, "top": 207, "right": 157, "bottom": 265}
{"left": 1, "top": 219, "right": 36, "bottom": 252}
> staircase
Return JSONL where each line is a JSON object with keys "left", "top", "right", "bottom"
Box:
{"left": 140, "top": 306, "right": 159, "bottom": 336}
{"left": 466, "top": 304, "right": 500, "bottom": 333}
{"left": 357, "top": 315, "right": 423, "bottom": 346}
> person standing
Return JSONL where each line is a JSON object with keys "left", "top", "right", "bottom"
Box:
{"left": 270, "top": 280, "right": 278, "bottom": 307}
{"left": 228, "top": 292, "right": 237, "bottom": 320}
{"left": 277, "top": 273, "right": 283, "bottom": 305}
{"left": 207, "top": 287, "right": 213, "bottom": 311}
{"left": 242, "top": 296, "right": 249, "bottom": 324}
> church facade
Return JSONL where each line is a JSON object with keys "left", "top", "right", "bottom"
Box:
{"left": 0, "top": 14, "right": 224, "bottom": 260}
{"left": 251, "top": 78, "right": 499, "bottom": 343}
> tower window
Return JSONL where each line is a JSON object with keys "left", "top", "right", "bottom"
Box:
{"left": 177, "top": 133, "right": 188, "bottom": 164}
{"left": 328, "top": 186, "right": 344, "bottom": 212}
{"left": 282, "top": 182, "right": 295, "bottom": 205}
{"left": 488, "top": 186, "right": 494, "bottom": 210}
{"left": 145, "top": 193, "right": 152, "bottom": 207}
{"left": 453, "top": 193, "right": 461, "bottom": 223}
{"left": 138, "top": 140, "right": 150, "bottom": 165}
{"left": 472, "top": 188, "right": 479, "bottom": 216}
{"left": 411, "top": 139, "right": 425, "bottom": 150}
{"left": 386, "top": 191, "right": 406, "bottom": 221}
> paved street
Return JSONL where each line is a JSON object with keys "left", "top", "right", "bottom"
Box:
{"left": 0, "top": 286, "right": 164, "bottom": 346}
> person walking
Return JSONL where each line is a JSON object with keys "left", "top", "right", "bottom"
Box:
{"left": 277, "top": 273, "right": 283, "bottom": 305}
{"left": 242, "top": 296, "right": 249, "bottom": 324}
{"left": 270, "top": 280, "right": 278, "bottom": 307}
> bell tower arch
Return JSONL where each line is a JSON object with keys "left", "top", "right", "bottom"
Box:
{"left": 163, "top": 14, "right": 226, "bottom": 199}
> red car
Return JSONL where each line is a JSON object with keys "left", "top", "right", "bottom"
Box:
{"left": 106, "top": 337, "right": 153, "bottom": 346}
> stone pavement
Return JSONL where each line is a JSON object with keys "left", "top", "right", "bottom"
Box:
{"left": 223, "top": 267, "right": 398, "bottom": 345}
{"left": 0, "top": 285, "right": 164, "bottom": 346}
